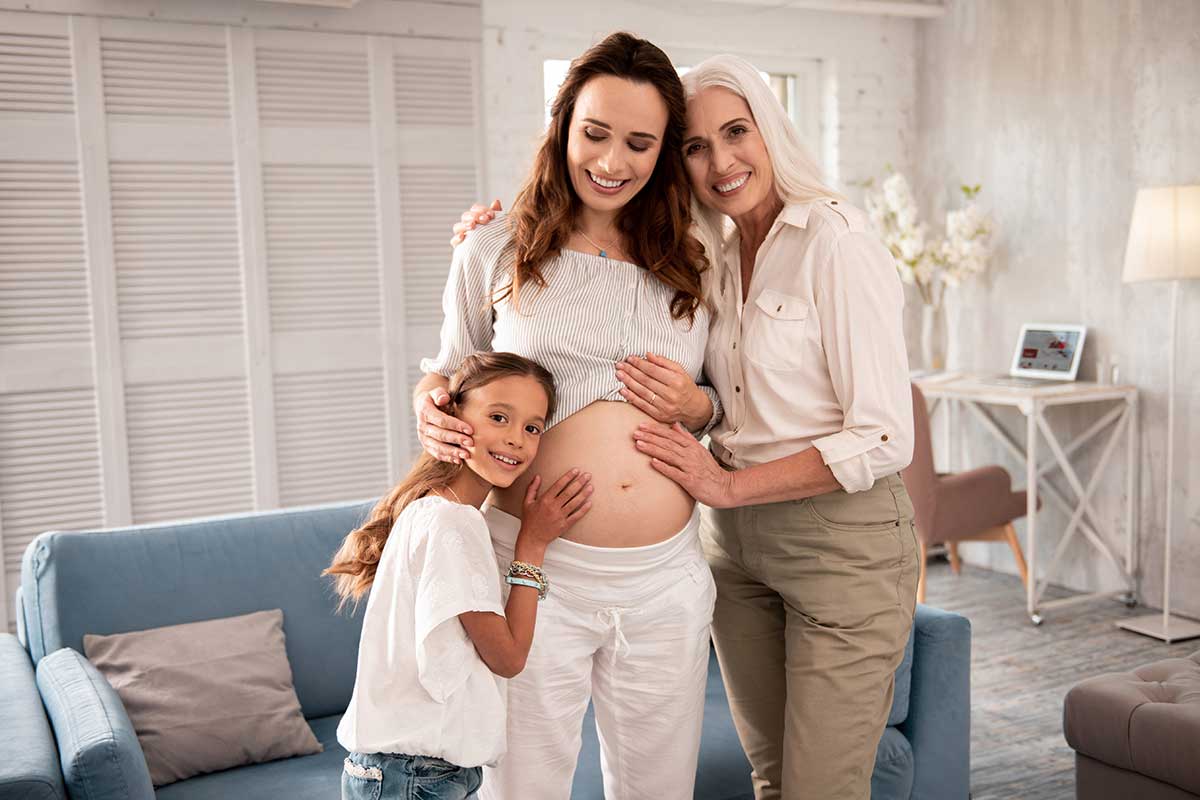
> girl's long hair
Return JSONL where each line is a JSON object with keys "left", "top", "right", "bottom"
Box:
{"left": 324, "top": 352, "right": 556, "bottom": 610}
{"left": 501, "top": 31, "right": 708, "bottom": 323}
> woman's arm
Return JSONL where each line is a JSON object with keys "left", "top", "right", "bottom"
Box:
{"left": 808, "top": 231, "right": 914, "bottom": 491}
{"left": 632, "top": 422, "right": 840, "bottom": 508}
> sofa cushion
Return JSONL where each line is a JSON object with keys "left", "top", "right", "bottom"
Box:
{"left": 35, "top": 648, "right": 155, "bottom": 800}
{"left": 84, "top": 609, "right": 322, "bottom": 786}
{"left": 155, "top": 714, "right": 345, "bottom": 800}
{"left": 20, "top": 500, "right": 372, "bottom": 719}
{"left": 869, "top": 727, "right": 915, "bottom": 800}
{"left": 1064, "top": 651, "right": 1200, "bottom": 796}
{"left": 0, "top": 633, "right": 65, "bottom": 800}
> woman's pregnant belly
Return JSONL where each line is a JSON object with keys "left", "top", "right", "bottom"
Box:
{"left": 491, "top": 401, "right": 695, "bottom": 547}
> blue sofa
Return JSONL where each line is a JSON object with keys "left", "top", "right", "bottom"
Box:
{"left": 4, "top": 500, "right": 970, "bottom": 800}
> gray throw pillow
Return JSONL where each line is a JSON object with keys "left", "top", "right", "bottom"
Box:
{"left": 83, "top": 609, "right": 322, "bottom": 786}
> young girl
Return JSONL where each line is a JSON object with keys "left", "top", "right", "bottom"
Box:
{"left": 326, "top": 352, "right": 594, "bottom": 800}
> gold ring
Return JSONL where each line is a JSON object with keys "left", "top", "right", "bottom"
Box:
{"left": 650, "top": 392, "right": 657, "bottom": 405}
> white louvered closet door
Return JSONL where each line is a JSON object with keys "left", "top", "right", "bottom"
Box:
{"left": 392, "top": 39, "right": 484, "bottom": 459}
{"left": 254, "top": 28, "right": 391, "bottom": 508}
{"left": 0, "top": 11, "right": 104, "bottom": 633}
{"left": 0, "top": 6, "right": 484, "bottom": 632}
{"left": 96, "top": 18, "right": 255, "bottom": 525}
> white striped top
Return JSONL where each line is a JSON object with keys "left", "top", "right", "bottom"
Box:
{"left": 420, "top": 216, "right": 721, "bottom": 431}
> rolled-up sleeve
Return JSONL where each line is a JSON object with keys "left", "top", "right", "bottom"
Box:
{"left": 418, "top": 231, "right": 496, "bottom": 377}
{"left": 696, "top": 383, "right": 723, "bottom": 438}
{"left": 811, "top": 232, "right": 914, "bottom": 493}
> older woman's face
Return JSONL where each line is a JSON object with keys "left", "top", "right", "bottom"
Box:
{"left": 682, "top": 86, "right": 775, "bottom": 219}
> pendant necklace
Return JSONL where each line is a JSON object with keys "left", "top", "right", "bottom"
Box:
{"left": 577, "top": 228, "right": 618, "bottom": 259}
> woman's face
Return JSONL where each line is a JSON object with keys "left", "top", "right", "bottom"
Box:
{"left": 565, "top": 75, "right": 669, "bottom": 215}
{"left": 682, "top": 86, "right": 775, "bottom": 219}
{"left": 457, "top": 375, "right": 548, "bottom": 489}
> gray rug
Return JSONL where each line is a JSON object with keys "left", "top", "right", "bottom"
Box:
{"left": 922, "top": 560, "right": 1198, "bottom": 800}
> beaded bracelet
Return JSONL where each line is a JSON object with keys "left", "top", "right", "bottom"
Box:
{"left": 506, "top": 560, "right": 549, "bottom": 600}
{"left": 509, "top": 560, "right": 547, "bottom": 586}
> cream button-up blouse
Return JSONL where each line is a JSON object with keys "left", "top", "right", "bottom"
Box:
{"left": 705, "top": 199, "right": 914, "bottom": 493}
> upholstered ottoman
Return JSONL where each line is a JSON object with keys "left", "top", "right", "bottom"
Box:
{"left": 1063, "top": 651, "right": 1200, "bottom": 799}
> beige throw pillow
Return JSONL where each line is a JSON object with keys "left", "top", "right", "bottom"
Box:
{"left": 83, "top": 609, "right": 322, "bottom": 786}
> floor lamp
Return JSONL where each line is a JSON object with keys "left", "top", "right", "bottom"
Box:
{"left": 1117, "top": 184, "right": 1200, "bottom": 643}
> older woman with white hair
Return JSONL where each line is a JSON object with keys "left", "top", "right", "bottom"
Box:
{"left": 448, "top": 51, "right": 916, "bottom": 800}
{"left": 626, "top": 54, "right": 918, "bottom": 800}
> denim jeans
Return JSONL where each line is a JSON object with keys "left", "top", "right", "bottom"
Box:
{"left": 342, "top": 752, "right": 483, "bottom": 800}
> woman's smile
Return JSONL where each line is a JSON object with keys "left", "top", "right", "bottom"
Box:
{"left": 714, "top": 171, "right": 751, "bottom": 196}
{"left": 585, "top": 169, "right": 631, "bottom": 195}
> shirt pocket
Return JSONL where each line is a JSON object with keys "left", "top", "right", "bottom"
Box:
{"left": 744, "top": 288, "right": 809, "bottom": 371}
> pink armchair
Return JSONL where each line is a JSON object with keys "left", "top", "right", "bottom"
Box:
{"left": 902, "top": 383, "right": 1034, "bottom": 603}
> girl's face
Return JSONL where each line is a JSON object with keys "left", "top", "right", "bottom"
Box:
{"left": 682, "top": 87, "right": 775, "bottom": 219}
{"left": 565, "top": 75, "right": 669, "bottom": 215}
{"left": 457, "top": 375, "right": 549, "bottom": 489}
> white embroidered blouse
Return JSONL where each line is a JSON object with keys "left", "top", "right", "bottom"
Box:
{"left": 337, "top": 496, "right": 507, "bottom": 767}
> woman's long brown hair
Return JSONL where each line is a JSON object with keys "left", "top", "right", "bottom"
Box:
{"left": 324, "top": 352, "right": 556, "bottom": 610}
{"left": 501, "top": 31, "right": 708, "bottom": 323}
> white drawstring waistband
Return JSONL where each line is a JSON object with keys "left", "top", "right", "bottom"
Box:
{"left": 597, "top": 606, "right": 637, "bottom": 669}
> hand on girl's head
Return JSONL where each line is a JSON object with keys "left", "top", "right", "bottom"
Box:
{"left": 418, "top": 389, "right": 474, "bottom": 463}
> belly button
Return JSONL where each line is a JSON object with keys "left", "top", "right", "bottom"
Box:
{"left": 618, "top": 481, "right": 633, "bottom": 490}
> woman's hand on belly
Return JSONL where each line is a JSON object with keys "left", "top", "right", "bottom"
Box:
{"left": 615, "top": 353, "right": 713, "bottom": 433}
{"left": 632, "top": 421, "right": 737, "bottom": 509}
{"left": 491, "top": 402, "right": 696, "bottom": 548}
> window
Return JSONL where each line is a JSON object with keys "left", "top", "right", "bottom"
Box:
{"left": 544, "top": 59, "right": 792, "bottom": 126}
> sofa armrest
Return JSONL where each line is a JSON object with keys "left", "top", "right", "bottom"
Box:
{"left": 899, "top": 605, "right": 971, "bottom": 800}
{"left": 35, "top": 648, "right": 155, "bottom": 800}
{"left": 0, "top": 634, "right": 65, "bottom": 800}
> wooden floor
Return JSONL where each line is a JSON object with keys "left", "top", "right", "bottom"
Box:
{"left": 922, "top": 559, "right": 1198, "bottom": 800}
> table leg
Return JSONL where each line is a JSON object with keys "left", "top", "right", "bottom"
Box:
{"left": 1125, "top": 394, "right": 1139, "bottom": 605}
{"left": 1027, "top": 406, "right": 1040, "bottom": 625}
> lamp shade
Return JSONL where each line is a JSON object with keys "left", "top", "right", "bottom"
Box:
{"left": 1122, "top": 185, "right": 1200, "bottom": 283}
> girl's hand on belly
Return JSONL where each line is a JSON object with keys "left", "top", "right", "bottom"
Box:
{"left": 632, "top": 421, "right": 737, "bottom": 509}
{"left": 518, "top": 469, "right": 594, "bottom": 552}
{"left": 615, "top": 353, "right": 713, "bottom": 432}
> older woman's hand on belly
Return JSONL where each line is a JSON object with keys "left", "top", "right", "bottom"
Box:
{"left": 633, "top": 421, "right": 736, "bottom": 508}
{"left": 616, "top": 353, "right": 712, "bottom": 432}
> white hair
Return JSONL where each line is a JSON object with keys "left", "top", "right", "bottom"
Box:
{"left": 681, "top": 54, "right": 842, "bottom": 279}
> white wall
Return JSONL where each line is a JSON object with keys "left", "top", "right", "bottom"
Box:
{"left": 915, "top": 0, "right": 1200, "bottom": 618}
{"left": 479, "top": 0, "right": 919, "bottom": 205}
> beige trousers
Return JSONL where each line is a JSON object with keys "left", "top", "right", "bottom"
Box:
{"left": 701, "top": 473, "right": 919, "bottom": 800}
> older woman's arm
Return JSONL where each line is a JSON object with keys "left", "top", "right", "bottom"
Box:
{"left": 809, "top": 231, "right": 914, "bottom": 492}
{"left": 632, "top": 423, "right": 839, "bottom": 508}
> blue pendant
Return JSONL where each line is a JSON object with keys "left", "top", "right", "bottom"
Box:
{"left": 598, "top": 249, "right": 607, "bottom": 258}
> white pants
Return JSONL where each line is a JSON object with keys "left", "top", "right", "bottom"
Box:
{"left": 481, "top": 505, "right": 715, "bottom": 800}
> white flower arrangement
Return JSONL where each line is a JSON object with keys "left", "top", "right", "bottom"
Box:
{"left": 863, "top": 169, "right": 995, "bottom": 307}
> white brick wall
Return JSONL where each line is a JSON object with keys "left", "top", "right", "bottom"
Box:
{"left": 479, "top": 0, "right": 918, "bottom": 207}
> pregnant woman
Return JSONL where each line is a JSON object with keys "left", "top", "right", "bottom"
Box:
{"left": 413, "top": 33, "right": 719, "bottom": 800}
